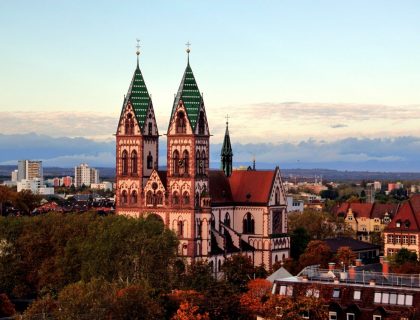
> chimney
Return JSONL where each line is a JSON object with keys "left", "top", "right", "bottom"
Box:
{"left": 355, "top": 259, "right": 363, "bottom": 267}
{"left": 348, "top": 265, "right": 356, "bottom": 280}
{"left": 328, "top": 262, "right": 336, "bottom": 271}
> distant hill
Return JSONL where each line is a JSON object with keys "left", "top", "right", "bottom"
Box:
{"left": 2, "top": 165, "right": 420, "bottom": 183}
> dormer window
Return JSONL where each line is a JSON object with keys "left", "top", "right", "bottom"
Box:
{"left": 404, "top": 220, "right": 411, "bottom": 228}
{"left": 176, "top": 111, "right": 186, "bottom": 133}
{"left": 396, "top": 220, "right": 401, "bottom": 228}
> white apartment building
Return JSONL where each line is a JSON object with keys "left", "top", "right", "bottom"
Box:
{"left": 17, "top": 160, "right": 43, "bottom": 181}
{"left": 74, "top": 163, "right": 99, "bottom": 187}
{"left": 17, "top": 178, "right": 54, "bottom": 195}
{"left": 90, "top": 181, "right": 113, "bottom": 191}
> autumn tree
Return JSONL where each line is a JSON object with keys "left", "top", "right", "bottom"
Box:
{"left": 299, "top": 240, "right": 333, "bottom": 268}
{"left": 13, "top": 190, "right": 42, "bottom": 215}
{"left": 172, "top": 301, "right": 210, "bottom": 320}
{"left": 335, "top": 246, "right": 356, "bottom": 268}
{"left": 0, "top": 293, "right": 15, "bottom": 318}
{"left": 240, "top": 279, "right": 272, "bottom": 317}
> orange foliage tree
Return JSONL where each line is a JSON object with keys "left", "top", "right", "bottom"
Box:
{"left": 240, "top": 279, "right": 272, "bottom": 317}
{"left": 172, "top": 301, "right": 210, "bottom": 320}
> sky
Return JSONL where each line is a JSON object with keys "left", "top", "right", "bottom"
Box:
{"left": 1, "top": 1, "right": 420, "bottom": 170}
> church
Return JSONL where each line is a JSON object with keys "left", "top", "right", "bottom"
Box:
{"left": 115, "top": 46, "right": 290, "bottom": 272}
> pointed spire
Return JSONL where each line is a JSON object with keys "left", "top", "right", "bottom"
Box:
{"left": 122, "top": 40, "right": 151, "bottom": 129}
{"left": 170, "top": 43, "right": 202, "bottom": 129}
{"left": 186, "top": 41, "right": 191, "bottom": 65}
{"left": 221, "top": 116, "right": 233, "bottom": 177}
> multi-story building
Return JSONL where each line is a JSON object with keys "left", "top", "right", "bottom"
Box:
{"left": 384, "top": 195, "right": 420, "bottom": 258}
{"left": 74, "top": 163, "right": 99, "bottom": 187}
{"left": 17, "top": 160, "right": 43, "bottom": 181}
{"left": 270, "top": 263, "right": 420, "bottom": 319}
{"left": 115, "top": 48, "right": 290, "bottom": 270}
{"left": 334, "top": 203, "right": 399, "bottom": 242}
{"left": 11, "top": 170, "right": 18, "bottom": 182}
{"left": 61, "top": 176, "right": 73, "bottom": 187}
{"left": 17, "top": 178, "right": 54, "bottom": 195}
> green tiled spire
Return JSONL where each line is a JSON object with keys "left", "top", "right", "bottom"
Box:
{"left": 221, "top": 121, "right": 233, "bottom": 177}
{"left": 171, "top": 61, "right": 203, "bottom": 130}
{"left": 124, "top": 59, "right": 151, "bottom": 129}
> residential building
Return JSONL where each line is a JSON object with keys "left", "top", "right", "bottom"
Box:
{"left": 17, "top": 178, "right": 54, "bottom": 195}
{"left": 74, "top": 163, "right": 99, "bottom": 187}
{"left": 61, "top": 176, "right": 73, "bottom": 187}
{"left": 334, "top": 203, "right": 399, "bottom": 242}
{"left": 270, "top": 263, "right": 420, "bottom": 319}
{"left": 17, "top": 160, "right": 43, "bottom": 181}
{"left": 384, "top": 194, "right": 420, "bottom": 258}
{"left": 11, "top": 170, "right": 18, "bottom": 182}
{"left": 115, "top": 49, "right": 290, "bottom": 270}
{"left": 323, "top": 237, "right": 380, "bottom": 264}
{"left": 286, "top": 195, "right": 304, "bottom": 213}
{"left": 91, "top": 181, "right": 113, "bottom": 191}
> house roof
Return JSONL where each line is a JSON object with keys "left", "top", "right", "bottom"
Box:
{"left": 386, "top": 200, "right": 420, "bottom": 232}
{"left": 123, "top": 61, "right": 151, "bottom": 129}
{"left": 371, "top": 203, "right": 398, "bottom": 219}
{"left": 348, "top": 203, "right": 374, "bottom": 218}
{"left": 323, "top": 237, "right": 380, "bottom": 253}
{"left": 209, "top": 170, "right": 233, "bottom": 204}
{"left": 171, "top": 61, "right": 202, "bottom": 130}
{"left": 267, "top": 266, "right": 293, "bottom": 282}
{"left": 334, "top": 202, "right": 398, "bottom": 220}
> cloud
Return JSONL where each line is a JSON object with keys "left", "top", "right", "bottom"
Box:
{"left": 1, "top": 133, "right": 420, "bottom": 172}
{"left": 330, "top": 124, "right": 348, "bottom": 128}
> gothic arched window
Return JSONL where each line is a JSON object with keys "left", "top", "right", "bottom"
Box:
{"left": 121, "top": 150, "right": 128, "bottom": 176}
{"left": 173, "top": 150, "right": 180, "bottom": 175}
{"left": 224, "top": 213, "right": 231, "bottom": 228}
{"left": 156, "top": 191, "right": 163, "bottom": 205}
{"left": 148, "top": 122, "right": 152, "bottom": 135}
{"left": 183, "top": 192, "right": 190, "bottom": 205}
{"left": 196, "top": 150, "right": 201, "bottom": 174}
{"left": 176, "top": 111, "right": 186, "bottom": 133}
{"left": 125, "top": 113, "right": 134, "bottom": 135}
{"left": 147, "top": 152, "right": 153, "bottom": 169}
{"left": 146, "top": 191, "right": 153, "bottom": 205}
{"left": 121, "top": 190, "right": 128, "bottom": 205}
{"left": 195, "top": 192, "right": 200, "bottom": 207}
{"left": 243, "top": 212, "right": 255, "bottom": 234}
{"left": 275, "top": 187, "right": 280, "bottom": 205}
{"left": 173, "top": 191, "right": 179, "bottom": 205}
{"left": 131, "top": 150, "right": 138, "bottom": 174}
{"left": 198, "top": 111, "right": 205, "bottom": 135}
{"left": 211, "top": 214, "right": 216, "bottom": 229}
{"left": 199, "top": 151, "right": 206, "bottom": 175}
{"left": 183, "top": 150, "right": 189, "bottom": 175}
{"left": 131, "top": 190, "right": 138, "bottom": 204}
{"left": 178, "top": 220, "right": 184, "bottom": 237}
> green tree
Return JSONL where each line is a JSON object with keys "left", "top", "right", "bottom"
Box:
{"left": 222, "top": 255, "right": 255, "bottom": 292}
{"left": 290, "top": 227, "right": 310, "bottom": 260}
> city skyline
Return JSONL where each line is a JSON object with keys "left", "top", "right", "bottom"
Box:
{"left": 1, "top": 1, "right": 420, "bottom": 170}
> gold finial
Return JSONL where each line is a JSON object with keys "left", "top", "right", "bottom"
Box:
{"left": 136, "top": 39, "right": 141, "bottom": 56}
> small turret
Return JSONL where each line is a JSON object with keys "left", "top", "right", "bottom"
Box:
{"left": 221, "top": 117, "right": 233, "bottom": 177}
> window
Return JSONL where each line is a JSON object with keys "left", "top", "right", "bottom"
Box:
{"left": 332, "top": 288, "right": 340, "bottom": 298}
{"left": 121, "top": 150, "right": 128, "bottom": 175}
{"left": 403, "top": 236, "right": 408, "bottom": 244}
{"left": 374, "top": 292, "right": 381, "bottom": 303}
{"left": 156, "top": 191, "right": 163, "bottom": 205}
{"left": 173, "top": 150, "right": 180, "bottom": 175}
{"left": 196, "top": 151, "right": 201, "bottom": 174}
{"left": 306, "top": 289, "right": 319, "bottom": 298}
{"left": 178, "top": 221, "right": 184, "bottom": 237}
{"left": 396, "top": 220, "right": 401, "bottom": 228}
{"left": 146, "top": 191, "right": 153, "bottom": 205}
{"left": 125, "top": 113, "right": 134, "bottom": 135}
{"left": 373, "top": 316, "right": 381, "bottom": 320}
{"left": 329, "top": 312, "right": 337, "bottom": 320}
{"left": 173, "top": 192, "right": 179, "bottom": 205}
{"left": 274, "top": 187, "right": 280, "bottom": 205}
{"left": 347, "top": 314, "right": 355, "bottom": 320}
{"left": 121, "top": 190, "right": 128, "bottom": 204}
{"left": 131, "top": 190, "right": 137, "bottom": 204}
{"left": 147, "top": 152, "right": 153, "bottom": 169}
{"left": 405, "top": 294, "right": 413, "bottom": 306}
{"left": 397, "top": 294, "right": 405, "bottom": 305}
{"left": 381, "top": 292, "right": 389, "bottom": 304}
{"left": 301, "top": 311, "right": 310, "bottom": 319}
{"left": 183, "top": 192, "right": 190, "bottom": 205}
{"left": 387, "top": 235, "right": 394, "bottom": 244}
{"left": 182, "top": 150, "right": 189, "bottom": 175}
{"left": 148, "top": 122, "right": 152, "bottom": 135}
{"left": 243, "top": 212, "right": 255, "bottom": 234}
{"left": 176, "top": 111, "right": 186, "bottom": 133}
{"left": 389, "top": 293, "right": 397, "bottom": 304}
{"left": 395, "top": 235, "right": 401, "bottom": 244}
{"left": 353, "top": 290, "right": 361, "bottom": 300}
{"left": 198, "top": 111, "right": 205, "bottom": 135}
{"left": 272, "top": 210, "right": 282, "bottom": 234}
{"left": 278, "top": 285, "right": 293, "bottom": 296}
{"left": 224, "top": 213, "right": 231, "bottom": 228}
{"left": 410, "top": 235, "right": 416, "bottom": 245}
{"left": 374, "top": 225, "right": 380, "bottom": 232}
{"left": 131, "top": 150, "right": 138, "bottom": 174}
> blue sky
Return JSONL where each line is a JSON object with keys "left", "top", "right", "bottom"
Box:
{"left": 1, "top": 1, "right": 420, "bottom": 170}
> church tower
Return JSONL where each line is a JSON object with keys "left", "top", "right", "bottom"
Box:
{"left": 220, "top": 120, "right": 233, "bottom": 177}
{"left": 115, "top": 44, "right": 159, "bottom": 216}
{"left": 166, "top": 46, "right": 211, "bottom": 258}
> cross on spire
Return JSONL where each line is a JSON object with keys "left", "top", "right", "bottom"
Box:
{"left": 136, "top": 39, "right": 140, "bottom": 66}
{"left": 225, "top": 114, "right": 230, "bottom": 126}
{"left": 186, "top": 41, "right": 191, "bottom": 63}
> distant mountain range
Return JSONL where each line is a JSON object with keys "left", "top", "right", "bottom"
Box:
{"left": 2, "top": 165, "right": 420, "bottom": 183}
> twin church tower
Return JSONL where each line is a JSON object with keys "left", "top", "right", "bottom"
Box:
{"left": 115, "top": 45, "right": 289, "bottom": 270}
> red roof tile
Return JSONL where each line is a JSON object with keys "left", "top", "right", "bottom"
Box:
{"left": 209, "top": 170, "right": 233, "bottom": 204}
{"left": 371, "top": 203, "right": 398, "bottom": 219}
{"left": 348, "top": 203, "right": 374, "bottom": 219}
{"left": 228, "top": 169, "right": 276, "bottom": 204}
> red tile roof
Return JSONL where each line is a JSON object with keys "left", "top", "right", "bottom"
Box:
{"left": 209, "top": 169, "right": 276, "bottom": 205}
{"left": 228, "top": 169, "right": 276, "bottom": 205}
{"left": 348, "top": 203, "right": 374, "bottom": 218}
{"left": 371, "top": 203, "right": 398, "bottom": 219}
{"left": 386, "top": 195, "right": 420, "bottom": 232}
